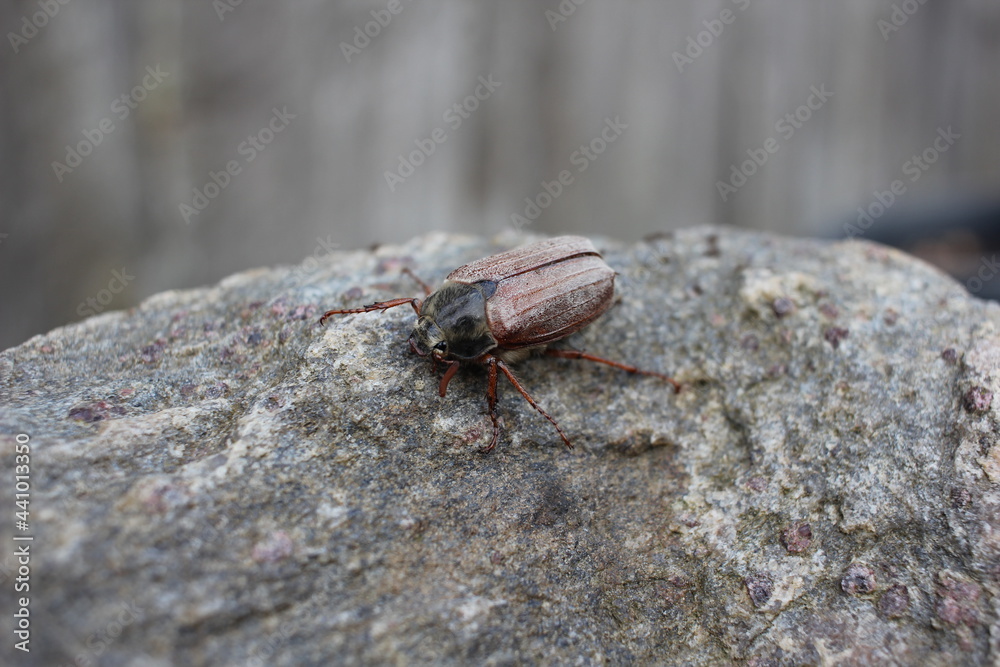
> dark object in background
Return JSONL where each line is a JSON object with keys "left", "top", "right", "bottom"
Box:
{"left": 836, "top": 197, "right": 1000, "bottom": 302}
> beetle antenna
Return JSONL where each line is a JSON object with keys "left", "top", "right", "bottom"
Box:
{"left": 319, "top": 297, "right": 422, "bottom": 326}
{"left": 402, "top": 267, "right": 433, "bottom": 296}
{"left": 544, "top": 348, "right": 681, "bottom": 393}
{"left": 494, "top": 358, "right": 573, "bottom": 449}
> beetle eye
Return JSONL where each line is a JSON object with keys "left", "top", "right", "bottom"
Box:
{"left": 433, "top": 342, "right": 447, "bottom": 352}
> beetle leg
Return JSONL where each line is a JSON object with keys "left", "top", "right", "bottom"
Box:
{"left": 544, "top": 348, "right": 681, "bottom": 393}
{"left": 482, "top": 356, "right": 502, "bottom": 453}
{"left": 319, "top": 297, "right": 422, "bottom": 325}
{"left": 495, "top": 359, "right": 573, "bottom": 450}
{"left": 439, "top": 360, "right": 460, "bottom": 397}
{"left": 402, "top": 267, "right": 433, "bottom": 297}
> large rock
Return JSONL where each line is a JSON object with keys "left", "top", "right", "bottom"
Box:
{"left": 1, "top": 227, "right": 998, "bottom": 665}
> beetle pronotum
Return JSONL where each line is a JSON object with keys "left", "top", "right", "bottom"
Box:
{"left": 319, "top": 236, "right": 679, "bottom": 452}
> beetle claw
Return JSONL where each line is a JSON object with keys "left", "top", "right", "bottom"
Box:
{"left": 480, "top": 431, "right": 500, "bottom": 454}
{"left": 494, "top": 358, "right": 574, "bottom": 450}
{"left": 544, "top": 348, "right": 681, "bottom": 394}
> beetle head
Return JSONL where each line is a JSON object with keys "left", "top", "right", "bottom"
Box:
{"left": 408, "top": 318, "right": 446, "bottom": 359}
{"left": 408, "top": 281, "right": 497, "bottom": 361}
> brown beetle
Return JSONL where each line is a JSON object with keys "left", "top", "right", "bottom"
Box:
{"left": 319, "top": 236, "right": 679, "bottom": 452}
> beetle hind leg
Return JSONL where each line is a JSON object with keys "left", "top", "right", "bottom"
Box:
{"left": 544, "top": 348, "right": 681, "bottom": 393}
{"left": 494, "top": 357, "right": 574, "bottom": 450}
{"left": 481, "top": 357, "right": 502, "bottom": 453}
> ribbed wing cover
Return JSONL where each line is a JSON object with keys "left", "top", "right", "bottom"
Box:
{"left": 446, "top": 236, "right": 616, "bottom": 349}
{"left": 446, "top": 236, "right": 600, "bottom": 284}
{"left": 484, "top": 254, "right": 615, "bottom": 348}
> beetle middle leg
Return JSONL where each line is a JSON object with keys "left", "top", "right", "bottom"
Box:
{"left": 490, "top": 356, "right": 574, "bottom": 450}
{"left": 544, "top": 348, "right": 681, "bottom": 393}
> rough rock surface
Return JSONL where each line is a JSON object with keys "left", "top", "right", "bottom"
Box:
{"left": 1, "top": 227, "right": 998, "bottom": 666}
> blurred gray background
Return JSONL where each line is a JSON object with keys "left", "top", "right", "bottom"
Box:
{"left": 2, "top": 0, "right": 999, "bottom": 351}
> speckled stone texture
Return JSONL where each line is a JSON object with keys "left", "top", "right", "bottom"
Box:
{"left": 1, "top": 227, "right": 998, "bottom": 666}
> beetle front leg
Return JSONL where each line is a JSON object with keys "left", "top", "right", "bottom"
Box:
{"left": 544, "top": 348, "right": 681, "bottom": 393}
{"left": 319, "top": 297, "right": 422, "bottom": 325}
{"left": 439, "top": 360, "right": 460, "bottom": 397}
{"left": 495, "top": 359, "right": 573, "bottom": 450}
{"left": 482, "top": 356, "right": 502, "bottom": 453}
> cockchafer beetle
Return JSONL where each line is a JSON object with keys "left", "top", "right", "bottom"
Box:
{"left": 319, "top": 235, "right": 679, "bottom": 452}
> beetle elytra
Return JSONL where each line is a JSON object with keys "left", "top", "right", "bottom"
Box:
{"left": 319, "top": 236, "right": 679, "bottom": 452}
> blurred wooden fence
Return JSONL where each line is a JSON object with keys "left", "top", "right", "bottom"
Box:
{"left": 1, "top": 0, "right": 998, "bottom": 348}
